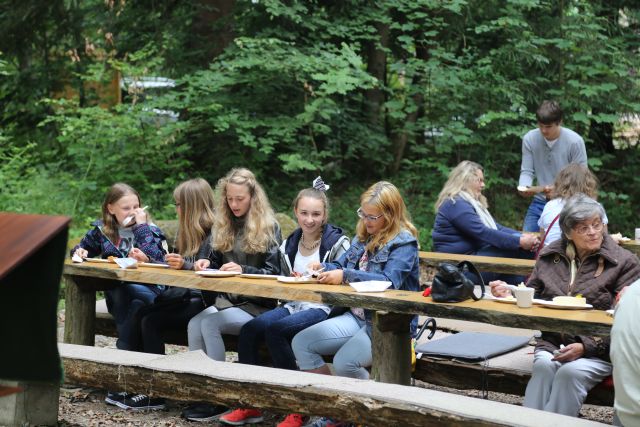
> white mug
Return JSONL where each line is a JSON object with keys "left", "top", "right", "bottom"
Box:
{"left": 514, "top": 287, "right": 534, "bottom": 308}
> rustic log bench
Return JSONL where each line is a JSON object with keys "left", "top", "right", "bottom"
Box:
{"left": 92, "top": 301, "right": 613, "bottom": 406}
{"left": 59, "top": 343, "right": 606, "bottom": 427}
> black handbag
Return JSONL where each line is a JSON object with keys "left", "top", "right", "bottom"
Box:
{"left": 431, "top": 261, "right": 485, "bottom": 302}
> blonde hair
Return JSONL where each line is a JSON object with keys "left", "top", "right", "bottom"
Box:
{"left": 356, "top": 181, "right": 418, "bottom": 253}
{"left": 434, "top": 160, "right": 488, "bottom": 211}
{"left": 212, "top": 168, "right": 278, "bottom": 253}
{"left": 551, "top": 164, "right": 599, "bottom": 200}
{"left": 173, "top": 178, "right": 216, "bottom": 257}
{"left": 101, "top": 183, "right": 141, "bottom": 244}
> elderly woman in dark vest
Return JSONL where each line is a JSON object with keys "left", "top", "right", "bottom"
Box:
{"left": 491, "top": 194, "right": 640, "bottom": 417}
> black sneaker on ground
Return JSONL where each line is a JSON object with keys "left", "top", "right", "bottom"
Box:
{"left": 182, "top": 402, "right": 230, "bottom": 422}
{"left": 105, "top": 391, "right": 133, "bottom": 406}
{"left": 117, "top": 393, "right": 166, "bottom": 411}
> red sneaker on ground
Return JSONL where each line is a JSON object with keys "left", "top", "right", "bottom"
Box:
{"left": 277, "top": 413, "right": 306, "bottom": 427}
{"left": 219, "top": 408, "right": 264, "bottom": 425}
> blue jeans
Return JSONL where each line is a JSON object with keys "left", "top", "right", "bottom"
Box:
{"left": 105, "top": 283, "right": 163, "bottom": 350}
{"left": 523, "top": 197, "right": 547, "bottom": 232}
{"left": 238, "top": 306, "right": 328, "bottom": 370}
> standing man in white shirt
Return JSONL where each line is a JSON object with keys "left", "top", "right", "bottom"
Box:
{"left": 518, "top": 100, "right": 588, "bottom": 231}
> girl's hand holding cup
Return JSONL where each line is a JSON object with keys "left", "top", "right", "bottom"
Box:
{"left": 165, "top": 253, "right": 185, "bottom": 270}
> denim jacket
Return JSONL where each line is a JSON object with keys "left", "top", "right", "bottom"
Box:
{"left": 323, "top": 229, "right": 420, "bottom": 336}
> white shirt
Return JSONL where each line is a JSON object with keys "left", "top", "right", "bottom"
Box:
{"left": 284, "top": 247, "right": 330, "bottom": 314}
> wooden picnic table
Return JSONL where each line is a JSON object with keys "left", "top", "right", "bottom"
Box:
{"left": 62, "top": 260, "right": 613, "bottom": 386}
{"left": 419, "top": 251, "right": 535, "bottom": 275}
{"left": 620, "top": 239, "right": 640, "bottom": 257}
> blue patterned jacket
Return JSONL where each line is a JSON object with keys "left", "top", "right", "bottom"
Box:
{"left": 71, "top": 220, "right": 167, "bottom": 262}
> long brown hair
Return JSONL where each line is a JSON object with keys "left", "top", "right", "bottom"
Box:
{"left": 551, "top": 164, "right": 599, "bottom": 200}
{"left": 101, "top": 183, "right": 141, "bottom": 244}
{"left": 174, "top": 178, "right": 216, "bottom": 257}
{"left": 356, "top": 181, "right": 418, "bottom": 253}
{"left": 212, "top": 168, "right": 278, "bottom": 253}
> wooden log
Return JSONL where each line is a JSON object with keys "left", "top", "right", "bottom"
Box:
{"left": 63, "top": 276, "right": 96, "bottom": 346}
{"left": 371, "top": 311, "right": 412, "bottom": 385}
{"left": 59, "top": 344, "right": 603, "bottom": 427}
{"left": 92, "top": 311, "right": 614, "bottom": 407}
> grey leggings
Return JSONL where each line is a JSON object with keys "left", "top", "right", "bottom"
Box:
{"left": 524, "top": 350, "right": 612, "bottom": 416}
{"left": 187, "top": 306, "right": 254, "bottom": 361}
{"left": 291, "top": 312, "right": 370, "bottom": 379}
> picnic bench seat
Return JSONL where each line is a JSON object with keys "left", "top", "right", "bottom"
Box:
{"left": 419, "top": 251, "right": 535, "bottom": 276}
{"left": 91, "top": 301, "right": 614, "bottom": 406}
{"left": 59, "top": 343, "right": 606, "bottom": 427}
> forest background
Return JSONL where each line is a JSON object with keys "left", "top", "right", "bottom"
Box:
{"left": 2, "top": 0, "right": 640, "bottom": 249}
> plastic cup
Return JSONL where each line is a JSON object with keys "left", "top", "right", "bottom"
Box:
{"left": 635, "top": 228, "right": 640, "bottom": 241}
{"left": 514, "top": 287, "right": 534, "bottom": 308}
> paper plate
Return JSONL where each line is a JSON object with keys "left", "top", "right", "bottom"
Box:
{"left": 349, "top": 281, "right": 392, "bottom": 293}
{"left": 196, "top": 270, "right": 240, "bottom": 278}
{"left": 538, "top": 300, "right": 593, "bottom": 310}
{"left": 277, "top": 276, "right": 318, "bottom": 284}
{"left": 240, "top": 273, "right": 279, "bottom": 280}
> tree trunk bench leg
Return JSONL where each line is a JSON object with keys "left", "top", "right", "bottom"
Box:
{"left": 371, "top": 311, "right": 412, "bottom": 385}
{"left": 63, "top": 275, "right": 96, "bottom": 346}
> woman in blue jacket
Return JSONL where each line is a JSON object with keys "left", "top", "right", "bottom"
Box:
{"left": 432, "top": 160, "right": 539, "bottom": 282}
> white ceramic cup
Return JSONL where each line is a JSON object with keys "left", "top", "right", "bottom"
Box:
{"left": 635, "top": 228, "right": 640, "bottom": 241}
{"left": 514, "top": 287, "right": 534, "bottom": 308}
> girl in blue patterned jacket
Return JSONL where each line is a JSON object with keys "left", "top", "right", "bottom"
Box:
{"left": 71, "top": 183, "right": 167, "bottom": 352}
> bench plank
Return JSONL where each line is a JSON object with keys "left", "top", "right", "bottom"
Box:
{"left": 419, "top": 251, "right": 535, "bottom": 276}
{"left": 59, "top": 343, "right": 604, "bottom": 427}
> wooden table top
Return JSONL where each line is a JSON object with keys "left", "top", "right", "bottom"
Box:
{"left": 63, "top": 260, "right": 612, "bottom": 336}
{"left": 620, "top": 239, "right": 640, "bottom": 256}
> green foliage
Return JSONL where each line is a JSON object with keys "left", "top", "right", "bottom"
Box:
{"left": 2, "top": 0, "right": 640, "bottom": 250}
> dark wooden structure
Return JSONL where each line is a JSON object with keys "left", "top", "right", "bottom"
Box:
{"left": 0, "top": 212, "right": 70, "bottom": 426}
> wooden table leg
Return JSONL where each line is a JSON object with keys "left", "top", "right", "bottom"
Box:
{"left": 371, "top": 311, "right": 412, "bottom": 385}
{"left": 63, "top": 275, "right": 96, "bottom": 345}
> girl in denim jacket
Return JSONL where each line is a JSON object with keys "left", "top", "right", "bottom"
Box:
{"left": 292, "top": 181, "right": 420, "bottom": 383}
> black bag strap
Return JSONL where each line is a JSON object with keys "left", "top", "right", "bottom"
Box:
{"left": 458, "top": 260, "right": 485, "bottom": 301}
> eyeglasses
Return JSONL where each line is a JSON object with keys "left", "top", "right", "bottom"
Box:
{"left": 573, "top": 222, "right": 603, "bottom": 235}
{"left": 356, "top": 207, "right": 383, "bottom": 221}
{"left": 174, "top": 202, "right": 181, "bottom": 208}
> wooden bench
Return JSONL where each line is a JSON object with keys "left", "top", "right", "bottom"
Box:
{"left": 92, "top": 302, "right": 614, "bottom": 406}
{"left": 419, "top": 251, "right": 535, "bottom": 276}
{"left": 59, "top": 343, "right": 605, "bottom": 426}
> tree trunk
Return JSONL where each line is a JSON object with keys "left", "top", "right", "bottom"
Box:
{"left": 191, "top": 0, "right": 236, "bottom": 63}
{"left": 364, "top": 21, "right": 389, "bottom": 125}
